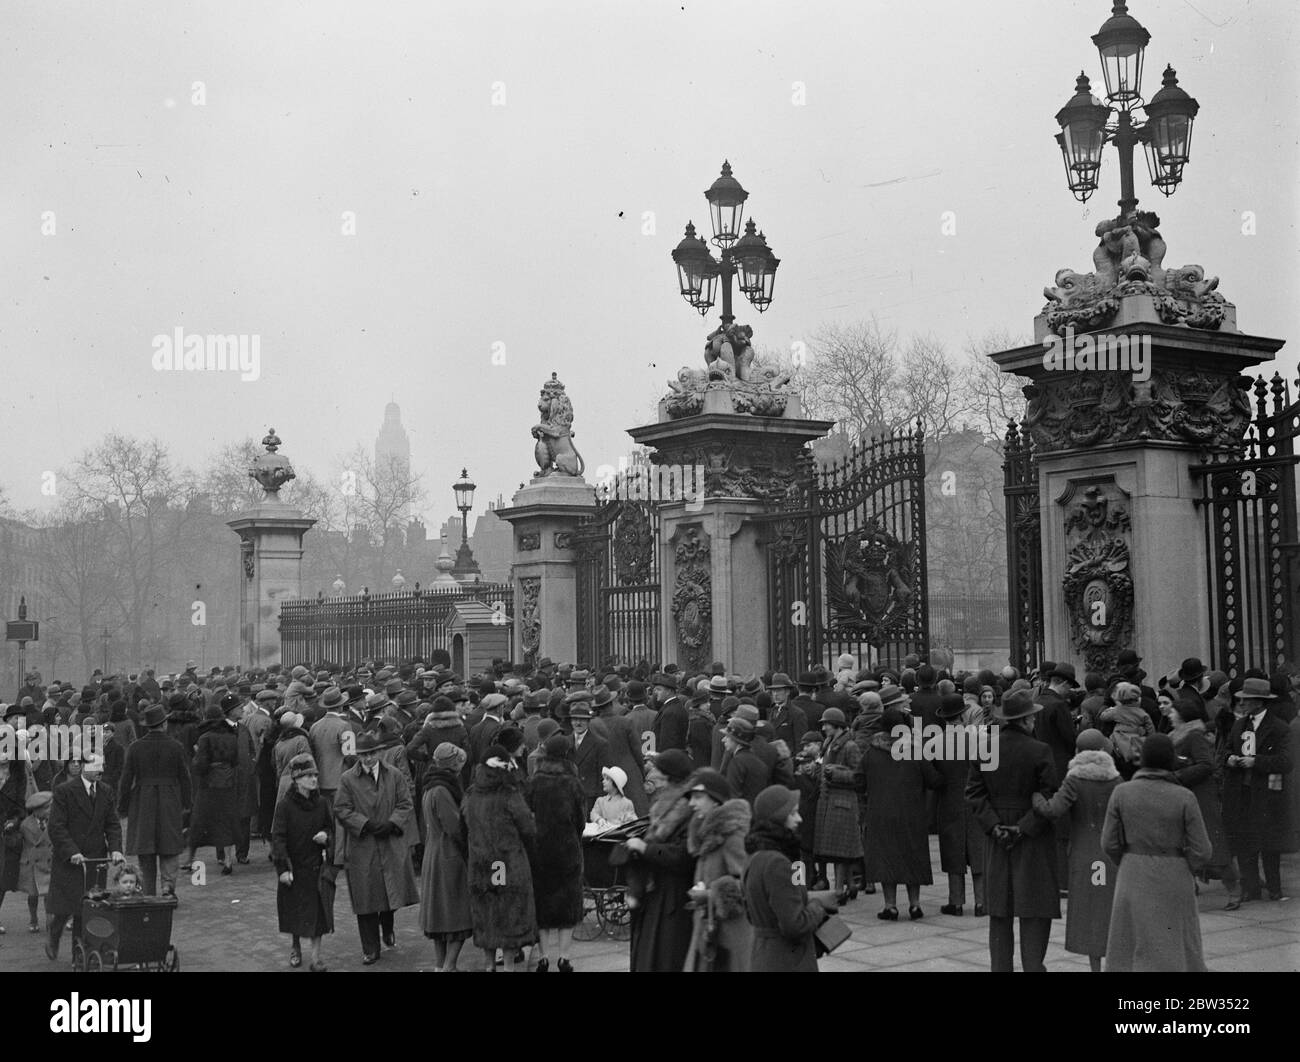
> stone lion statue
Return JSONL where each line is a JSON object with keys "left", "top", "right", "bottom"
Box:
{"left": 532, "top": 373, "right": 585, "bottom": 476}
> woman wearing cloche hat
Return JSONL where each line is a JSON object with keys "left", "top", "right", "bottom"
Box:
{"left": 418, "top": 743, "right": 472, "bottom": 971}
{"left": 741, "top": 785, "right": 839, "bottom": 972}
{"left": 272, "top": 753, "right": 334, "bottom": 971}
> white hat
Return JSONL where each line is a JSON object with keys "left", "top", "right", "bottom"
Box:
{"left": 601, "top": 765, "right": 628, "bottom": 795}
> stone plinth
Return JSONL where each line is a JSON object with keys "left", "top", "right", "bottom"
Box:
{"left": 628, "top": 411, "right": 833, "bottom": 675}
{"left": 228, "top": 501, "right": 315, "bottom": 670}
{"left": 992, "top": 307, "right": 1284, "bottom": 676}
{"left": 496, "top": 474, "right": 597, "bottom": 665}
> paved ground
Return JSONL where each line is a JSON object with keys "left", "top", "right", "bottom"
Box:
{"left": 3, "top": 841, "right": 1296, "bottom": 973}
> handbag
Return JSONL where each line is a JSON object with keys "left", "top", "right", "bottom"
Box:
{"left": 813, "top": 912, "right": 852, "bottom": 957}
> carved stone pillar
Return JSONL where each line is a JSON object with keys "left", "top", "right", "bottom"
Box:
{"left": 228, "top": 430, "right": 315, "bottom": 669}
{"left": 496, "top": 475, "right": 595, "bottom": 666}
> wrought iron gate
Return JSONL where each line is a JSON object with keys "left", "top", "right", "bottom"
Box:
{"left": 1002, "top": 420, "right": 1044, "bottom": 674}
{"left": 1192, "top": 373, "right": 1300, "bottom": 676}
{"left": 760, "top": 424, "right": 929, "bottom": 674}
{"left": 571, "top": 499, "right": 661, "bottom": 670}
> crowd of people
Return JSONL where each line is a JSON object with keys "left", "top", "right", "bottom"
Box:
{"left": 0, "top": 648, "right": 1295, "bottom": 972}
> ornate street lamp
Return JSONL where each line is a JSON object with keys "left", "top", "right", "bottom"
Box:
{"left": 703, "top": 160, "right": 748, "bottom": 247}
{"left": 672, "top": 161, "right": 781, "bottom": 333}
{"left": 1055, "top": 2, "right": 1199, "bottom": 216}
{"left": 451, "top": 468, "right": 481, "bottom": 580}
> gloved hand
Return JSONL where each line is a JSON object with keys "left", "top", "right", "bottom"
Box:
{"left": 372, "top": 821, "right": 394, "bottom": 839}
{"left": 366, "top": 817, "right": 387, "bottom": 836}
{"left": 991, "top": 825, "right": 1022, "bottom": 850}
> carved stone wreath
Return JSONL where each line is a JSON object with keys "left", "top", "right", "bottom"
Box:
{"left": 670, "top": 525, "right": 711, "bottom": 672}
{"left": 239, "top": 536, "right": 255, "bottom": 580}
{"left": 1060, "top": 481, "right": 1134, "bottom": 675}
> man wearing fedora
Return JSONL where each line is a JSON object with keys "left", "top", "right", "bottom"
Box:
{"left": 966, "top": 689, "right": 1060, "bottom": 971}
{"left": 1036, "top": 663, "right": 1080, "bottom": 885}
{"left": 724, "top": 718, "right": 773, "bottom": 806}
{"left": 1221, "top": 677, "right": 1293, "bottom": 906}
{"left": 335, "top": 731, "right": 419, "bottom": 964}
{"left": 650, "top": 673, "right": 689, "bottom": 755}
{"left": 116, "top": 702, "right": 191, "bottom": 897}
{"left": 591, "top": 687, "right": 650, "bottom": 817}
{"left": 309, "top": 688, "right": 351, "bottom": 813}
{"left": 46, "top": 756, "right": 123, "bottom": 960}
{"left": 568, "top": 697, "right": 609, "bottom": 818}
{"left": 767, "top": 674, "right": 808, "bottom": 751}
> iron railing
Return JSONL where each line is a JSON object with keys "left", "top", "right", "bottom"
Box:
{"left": 279, "top": 582, "right": 514, "bottom": 667}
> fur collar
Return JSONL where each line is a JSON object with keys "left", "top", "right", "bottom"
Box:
{"left": 744, "top": 820, "right": 800, "bottom": 860}
{"left": 647, "top": 781, "right": 693, "bottom": 842}
{"left": 688, "top": 798, "right": 752, "bottom": 857}
{"left": 1066, "top": 749, "right": 1119, "bottom": 781}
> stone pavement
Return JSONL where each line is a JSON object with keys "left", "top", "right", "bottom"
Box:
{"left": 2, "top": 840, "right": 1296, "bottom": 973}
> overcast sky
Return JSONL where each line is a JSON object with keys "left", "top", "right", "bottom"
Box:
{"left": 2, "top": 0, "right": 1296, "bottom": 525}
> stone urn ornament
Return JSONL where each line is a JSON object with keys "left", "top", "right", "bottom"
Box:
{"left": 249, "top": 428, "right": 297, "bottom": 499}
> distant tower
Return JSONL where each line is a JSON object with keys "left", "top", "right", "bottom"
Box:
{"left": 375, "top": 401, "right": 412, "bottom": 522}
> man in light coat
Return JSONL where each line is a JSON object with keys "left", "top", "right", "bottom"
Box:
{"left": 334, "top": 732, "right": 420, "bottom": 964}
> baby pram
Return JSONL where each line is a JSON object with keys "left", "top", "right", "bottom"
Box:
{"left": 573, "top": 817, "right": 648, "bottom": 942}
{"left": 70, "top": 858, "right": 180, "bottom": 972}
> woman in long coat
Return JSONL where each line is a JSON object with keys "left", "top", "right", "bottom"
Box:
{"left": 682, "top": 769, "right": 752, "bottom": 972}
{"left": 624, "top": 748, "right": 696, "bottom": 972}
{"left": 523, "top": 733, "right": 585, "bottom": 971}
{"left": 185, "top": 707, "right": 240, "bottom": 875}
{"left": 1, "top": 743, "right": 35, "bottom": 927}
{"left": 461, "top": 745, "right": 537, "bottom": 971}
{"left": 1103, "top": 734, "right": 1212, "bottom": 971}
{"left": 335, "top": 734, "right": 421, "bottom": 964}
{"left": 934, "top": 695, "right": 987, "bottom": 916}
{"left": 861, "top": 708, "right": 940, "bottom": 919}
{"left": 1167, "top": 695, "right": 1237, "bottom": 899}
{"left": 813, "top": 708, "right": 863, "bottom": 904}
{"left": 418, "top": 743, "right": 472, "bottom": 972}
{"left": 272, "top": 753, "right": 334, "bottom": 971}
{"left": 741, "top": 784, "right": 834, "bottom": 972}
{"left": 273, "top": 713, "right": 313, "bottom": 803}
{"left": 1032, "top": 729, "right": 1121, "bottom": 971}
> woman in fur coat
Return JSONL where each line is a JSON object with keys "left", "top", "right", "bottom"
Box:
{"left": 1031, "top": 729, "right": 1121, "bottom": 970}
{"left": 624, "top": 749, "right": 696, "bottom": 972}
{"left": 273, "top": 713, "right": 313, "bottom": 803}
{"left": 461, "top": 745, "right": 537, "bottom": 971}
{"left": 185, "top": 706, "right": 241, "bottom": 875}
{"left": 682, "top": 769, "right": 752, "bottom": 972}
{"left": 523, "top": 734, "right": 586, "bottom": 972}
{"left": 813, "top": 709, "right": 862, "bottom": 904}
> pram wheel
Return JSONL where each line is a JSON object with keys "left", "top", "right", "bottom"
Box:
{"left": 71, "top": 941, "right": 86, "bottom": 972}
{"left": 572, "top": 890, "right": 603, "bottom": 942}
{"left": 86, "top": 950, "right": 103, "bottom": 972}
{"left": 102, "top": 948, "right": 119, "bottom": 971}
{"left": 166, "top": 946, "right": 180, "bottom": 973}
{"left": 599, "top": 888, "right": 632, "bottom": 941}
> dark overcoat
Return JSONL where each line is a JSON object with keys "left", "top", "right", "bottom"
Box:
{"left": 189, "top": 719, "right": 240, "bottom": 848}
{"left": 523, "top": 759, "right": 586, "bottom": 928}
{"left": 1220, "top": 710, "right": 1293, "bottom": 852}
{"left": 271, "top": 787, "right": 334, "bottom": 937}
{"left": 461, "top": 762, "right": 537, "bottom": 949}
{"left": 595, "top": 712, "right": 648, "bottom": 816}
{"left": 628, "top": 783, "right": 695, "bottom": 972}
{"left": 965, "top": 725, "right": 1060, "bottom": 919}
{"left": 335, "top": 759, "right": 420, "bottom": 914}
{"left": 861, "top": 734, "right": 939, "bottom": 885}
{"left": 117, "top": 729, "right": 190, "bottom": 856}
{"left": 813, "top": 729, "right": 862, "bottom": 859}
{"left": 571, "top": 730, "right": 610, "bottom": 816}
{"left": 1171, "top": 723, "right": 1232, "bottom": 871}
{"left": 47, "top": 778, "right": 122, "bottom": 917}
{"left": 418, "top": 773, "right": 471, "bottom": 937}
{"left": 741, "top": 824, "right": 825, "bottom": 973}
{"left": 934, "top": 728, "right": 987, "bottom": 875}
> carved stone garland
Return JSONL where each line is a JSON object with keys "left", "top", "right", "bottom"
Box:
{"left": 1059, "top": 480, "right": 1134, "bottom": 675}
{"left": 669, "top": 524, "right": 711, "bottom": 672}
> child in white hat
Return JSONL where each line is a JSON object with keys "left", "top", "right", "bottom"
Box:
{"left": 589, "top": 766, "right": 637, "bottom": 830}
